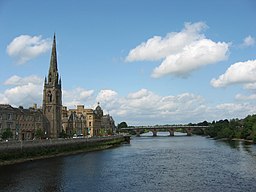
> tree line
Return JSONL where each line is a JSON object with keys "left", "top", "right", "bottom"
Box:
{"left": 194, "top": 114, "right": 256, "bottom": 142}
{"left": 117, "top": 114, "right": 256, "bottom": 142}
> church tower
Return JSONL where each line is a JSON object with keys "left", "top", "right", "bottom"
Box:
{"left": 43, "top": 34, "right": 62, "bottom": 138}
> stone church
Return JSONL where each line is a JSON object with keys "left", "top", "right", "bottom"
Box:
{"left": 0, "top": 34, "right": 116, "bottom": 140}
{"left": 42, "top": 34, "right": 62, "bottom": 138}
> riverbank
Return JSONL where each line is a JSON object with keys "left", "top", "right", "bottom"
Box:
{"left": 0, "top": 135, "right": 128, "bottom": 166}
{"left": 208, "top": 136, "right": 254, "bottom": 144}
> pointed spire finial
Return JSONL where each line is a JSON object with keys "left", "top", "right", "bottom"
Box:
{"left": 47, "top": 33, "right": 59, "bottom": 85}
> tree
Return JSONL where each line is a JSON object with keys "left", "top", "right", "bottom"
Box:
{"left": 117, "top": 122, "right": 128, "bottom": 129}
{"left": 35, "top": 129, "right": 44, "bottom": 139}
{"left": 1, "top": 128, "right": 13, "bottom": 140}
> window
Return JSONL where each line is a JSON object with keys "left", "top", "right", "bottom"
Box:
{"left": 0, "top": 123, "right": 2, "bottom": 129}
{"left": 89, "top": 122, "right": 92, "bottom": 126}
{"left": 49, "top": 73, "right": 52, "bottom": 83}
{"left": 48, "top": 91, "right": 52, "bottom": 103}
{"left": 0, "top": 114, "right": 2, "bottom": 120}
{"left": 7, "top": 114, "right": 12, "bottom": 120}
{"left": 7, "top": 123, "right": 12, "bottom": 129}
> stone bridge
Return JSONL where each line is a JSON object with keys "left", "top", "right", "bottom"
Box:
{"left": 121, "top": 125, "right": 210, "bottom": 136}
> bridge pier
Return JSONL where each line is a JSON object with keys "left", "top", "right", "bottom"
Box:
{"left": 168, "top": 128, "right": 175, "bottom": 136}
{"left": 152, "top": 129, "right": 157, "bottom": 137}
{"left": 135, "top": 129, "right": 141, "bottom": 137}
{"left": 202, "top": 128, "right": 206, "bottom": 135}
{"left": 186, "top": 128, "right": 193, "bottom": 136}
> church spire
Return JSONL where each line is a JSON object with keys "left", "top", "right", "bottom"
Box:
{"left": 49, "top": 33, "right": 57, "bottom": 73}
{"left": 47, "top": 33, "right": 60, "bottom": 86}
{"left": 43, "top": 33, "right": 62, "bottom": 139}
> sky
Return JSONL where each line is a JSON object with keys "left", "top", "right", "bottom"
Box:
{"left": 0, "top": 0, "right": 256, "bottom": 125}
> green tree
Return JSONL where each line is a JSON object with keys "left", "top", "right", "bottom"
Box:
{"left": 118, "top": 122, "right": 128, "bottom": 129}
{"left": 2, "top": 128, "right": 13, "bottom": 140}
{"left": 35, "top": 129, "right": 44, "bottom": 139}
{"left": 217, "top": 127, "right": 233, "bottom": 139}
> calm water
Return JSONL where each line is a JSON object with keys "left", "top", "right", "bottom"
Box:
{"left": 1, "top": 133, "right": 256, "bottom": 192}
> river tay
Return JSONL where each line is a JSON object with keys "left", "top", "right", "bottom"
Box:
{"left": 1, "top": 133, "right": 256, "bottom": 192}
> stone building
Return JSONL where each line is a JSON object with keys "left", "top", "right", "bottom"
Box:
{"left": 0, "top": 104, "right": 48, "bottom": 140}
{"left": 42, "top": 34, "right": 62, "bottom": 138}
{"left": 62, "top": 104, "right": 104, "bottom": 137}
{"left": 101, "top": 114, "right": 116, "bottom": 135}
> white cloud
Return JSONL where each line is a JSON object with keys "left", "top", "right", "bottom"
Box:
{"left": 152, "top": 39, "right": 229, "bottom": 77}
{"left": 0, "top": 93, "right": 9, "bottom": 104}
{"left": 243, "top": 83, "right": 256, "bottom": 90}
{"left": 6, "top": 35, "right": 51, "bottom": 64}
{"left": 63, "top": 87, "right": 94, "bottom": 108}
{"left": 242, "top": 35, "right": 255, "bottom": 47}
{"left": 96, "top": 89, "right": 118, "bottom": 102}
{"left": 126, "top": 22, "right": 229, "bottom": 78}
{"left": 214, "top": 103, "right": 256, "bottom": 118}
{"left": 211, "top": 60, "right": 256, "bottom": 88}
{"left": 4, "top": 75, "right": 43, "bottom": 86}
{"left": 0, "top": 75, "right": 43, "bottom": 107}
{"left": 96, "top": 88, "right": 208, "bottom": 124}
{"left": 4, "top": 83, "right": 42, "bottom": 106}
{"left": 1, "top": 75, "right": 256, "bottom": 125}
{"left": 126, "top": 22, "right": 207, "bottom": 62}
{"left": 235, "top": 93, "right": 256, "bottom": 100}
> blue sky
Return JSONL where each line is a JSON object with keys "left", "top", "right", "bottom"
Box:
{"left": 1, "top": 0, "right": 256, "bottom": 125}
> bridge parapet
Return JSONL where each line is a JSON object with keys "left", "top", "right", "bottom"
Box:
{"left": 121, "top": 125, "right": 210, "bottom": 136}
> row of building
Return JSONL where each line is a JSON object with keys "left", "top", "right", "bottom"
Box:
{"left": 0, "top": 103, "right": 115, "bottom": 140}
{"left": 0, "top": 34, "right": 116, "bottom": 140}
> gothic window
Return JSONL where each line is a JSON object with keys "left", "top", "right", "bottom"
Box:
{"left": 47, "top": 106, "right": 52, "bottom": 112}
{"left": 49, "top": 73, "right": 52, "bottom": 83}
{"left": 47, "top": 91, "right": 52, "bottom": 102}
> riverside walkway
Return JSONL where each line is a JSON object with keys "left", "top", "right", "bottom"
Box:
{"left": 0, "top": 135, "right": 127, "bottom": 150}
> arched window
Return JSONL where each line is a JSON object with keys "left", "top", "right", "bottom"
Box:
{"left": 49, "top": 73, "right": 52, "bottom": 83}
{"left": 47, "top": 91, "right": 52, "bottom": 102}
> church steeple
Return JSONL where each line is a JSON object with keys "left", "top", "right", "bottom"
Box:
{"left": 47, "top": 33, "right": 60, "bottom": 87}
{"left": 43, "top": 33, "right": 62, "bottom": 139}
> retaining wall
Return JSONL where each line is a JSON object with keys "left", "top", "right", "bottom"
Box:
{"left": 0, "top": 135, "right": 126, "bottom": 165}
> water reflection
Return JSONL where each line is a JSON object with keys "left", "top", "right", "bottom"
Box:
{"left": 0, "top": 157, "right": 64, "bottom": 192}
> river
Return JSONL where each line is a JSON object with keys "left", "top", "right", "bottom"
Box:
{"left": 1, "top": 133, "right": 256, "bottom": 192}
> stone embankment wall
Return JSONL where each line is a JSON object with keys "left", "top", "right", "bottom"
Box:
{"left": 0, "top": 135, "right": 128, "bottom": 165}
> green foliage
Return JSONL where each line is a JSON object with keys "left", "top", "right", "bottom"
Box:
{"left": 217, "top": 127, "right": 233, "bottom": 139}
{"left": 1, "top": 128, "right": 13, "bottom": 140}
{"left": 205, "top": 114, "right": 256, "bottom": 142}
{"left": 118, "top": 122, "right": 128, "bottom": 129}
{"left": 35, "top": 129, "right": 44, "bottom": 139}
